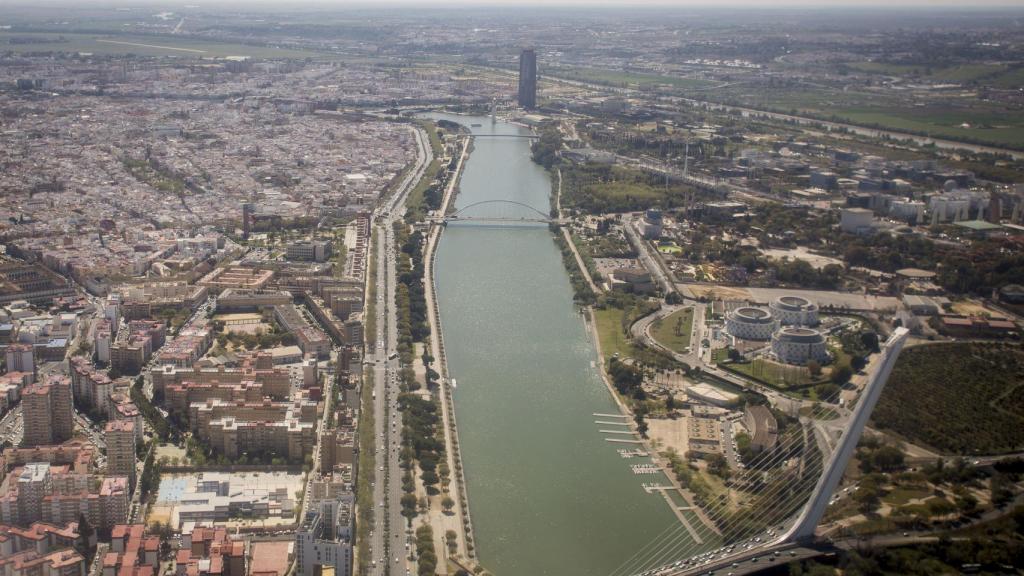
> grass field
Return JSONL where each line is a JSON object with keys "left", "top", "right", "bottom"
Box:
{"left": 724, "top": 358, "right": 815, "bottom": 389}
{"left": 650, "top": 307, "right": 694, "bottom": 354}
{"left": 561, "top": 164, "right": 703, "bottom": 214}
{"left": 989, "top": 67, "right": 1024, "bottom": 89}
{"left": 715, "top": 80, "right": 1024, "bottom": 149}
{"left": 593, "top": 306, "right": 637, "bottom": 361}
{"left": 883, "top": 487, "right": 933, "bottom": 507}
{"left": 838, "top": 107, "right": 1024, "bottom": 148}
{"left": 848, "top": 61, "right": 1008, "bottom": 83}
{"left": 0, "top": 31, "right": 322, "bottom": 58}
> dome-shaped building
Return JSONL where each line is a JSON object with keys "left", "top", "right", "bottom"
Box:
{"left": 725, "top": 307, "right": 777, "bottom": 341}
{"left": 770, "top": 295, "right": 820, "bottom": 327}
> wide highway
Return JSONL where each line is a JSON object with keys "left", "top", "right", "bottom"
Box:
{"left": 368, "top": 124, "right": 431, "bottom": 576}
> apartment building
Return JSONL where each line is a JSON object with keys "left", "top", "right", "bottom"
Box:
{"left": 116, "top": 283, "right": 208, "bottom": 321}
{"left": 105, "top": 421, "right": 137, "bottom": 489}
{"left": 189, "top": 399, "right": 316, "bottom": 462}
{"left": 175, "top": 526, "right": 245, "bottom": 576}
{"left": 295, "top": 498, "right": 353, "bottom": 576}
{"left": 6, "top": 343, "right": 35, "bottom": 376}
{"left": 21, "top": 375, "right": 73, "bottom": 447}
{"left": 69, "top": 357, "right": 114, "bottom": 417}
{"left": 151, "top": 355, "right": 290, "bottom": 400}
{"left": 273, "top": 304, "right": 330, "bottom": 359}
{"left": 0, "top": 521, "right": 85, "bottom": 576}
{"left": 111, "top": 321, "right": 166, "bottom": 376}
{"left": 102, "top": 524, "right": 160, "bottom": 576}
{"left": 0, "top": 463, "right": 128, "bottom": 531}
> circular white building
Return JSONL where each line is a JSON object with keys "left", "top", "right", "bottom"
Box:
{"left": 771, "top": 327, "right": 829, "bottom": 365}
{"left": 770, "top": 295, "right": 820, "bottom": 327}
{"left": 725, "top": 307, "right": 777, "bottom": 341}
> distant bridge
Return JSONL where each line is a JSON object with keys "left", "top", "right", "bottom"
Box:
{"left": 471, "top": 133, "right": 540, "bottom": 139}
{"left": 435, "top": 199, "right": 565, "bottom": 225}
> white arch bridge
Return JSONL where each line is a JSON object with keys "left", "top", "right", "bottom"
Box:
{"left": 433, "top": 199, "right": 567, "bottom": 225}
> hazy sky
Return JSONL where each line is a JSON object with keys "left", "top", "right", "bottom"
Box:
{"left": 5, "top": 0, "right": 1024, "bottom": 6}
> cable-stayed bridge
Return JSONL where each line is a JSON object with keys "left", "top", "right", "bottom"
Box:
{"left": 610, "top": 327, "right": 910, "bottom": 576}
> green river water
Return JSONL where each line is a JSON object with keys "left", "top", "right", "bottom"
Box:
{"left": 427, "top": 113, "right": 682, "bottom": 576}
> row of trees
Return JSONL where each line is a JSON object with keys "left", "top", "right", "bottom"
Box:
{"left": 530, "top": 123, "right": 562, "bottom": 169}
{"left": 391, "top": 219, "right": 450, "bottom": 539}
{"left": 552, "top": 230, "right": 596, "bottom": 304}
{"left": 130, "top": 377, "right": 174, "bottom": 441}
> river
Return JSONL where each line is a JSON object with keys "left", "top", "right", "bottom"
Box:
{"left": 426, "top": 113, "right": 682, "bottom": 576}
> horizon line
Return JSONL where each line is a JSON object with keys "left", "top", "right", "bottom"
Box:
{"left": 5, "top": 0, "right": 1024, "bottom": 9}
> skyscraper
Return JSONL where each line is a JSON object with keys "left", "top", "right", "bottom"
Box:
{"left": 242, "top": 203, "right": 254, "bottom": 240}
{"left": 518, "top": 48, "right": 537, "bottom": 109}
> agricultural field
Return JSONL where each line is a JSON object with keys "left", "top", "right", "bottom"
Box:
{"left": 847, "top": 61, "right": 1009, "bottom": 83}
{"left": 838, "top": 107, "right": 1024, "bottom": 149}
{"left": 706, "top": 80, "right": 1024, "bottom": 149}
{"left": 988, "top": 66, "right": 1024, "bottom": 89}
{"left": 872, "top": 342, "right": 1024, "bottom": 455}
{"left": 0, "top": 31, "right": 322, "bottom": 59}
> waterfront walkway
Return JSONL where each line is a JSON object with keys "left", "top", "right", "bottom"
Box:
{"left": 422, "top": 134, "right": 475, "bottom": 569}
{"left": 583, "top": 307, "right": 721, "bottom": 542}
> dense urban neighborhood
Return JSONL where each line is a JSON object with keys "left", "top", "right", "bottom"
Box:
{"left": 1, "top": 4, "right": 1024, "bottom": 576}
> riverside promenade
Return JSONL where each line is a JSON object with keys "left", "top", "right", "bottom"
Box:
{"left": 422, "top": 134, "right": 479, "bottom": 571}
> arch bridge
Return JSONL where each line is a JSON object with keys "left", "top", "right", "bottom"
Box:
{"left": 439, "top": 199, "right": 565, "bottom": 225}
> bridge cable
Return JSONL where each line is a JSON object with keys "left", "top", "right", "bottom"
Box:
{"left": 613, "top": 388, "right": 847, "bottom": 576}
{"left": 631, "top": 392, "right": 844, "bottom": 572}
{"left": 619, "top": 389, "right": 848, "bottom": 575}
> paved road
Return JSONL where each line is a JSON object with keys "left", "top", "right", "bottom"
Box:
{"left": 367, "top": 124, "right": 431, "bottom": 576}
{"left": 0, "top": 405, "right": 22, "bottom": 447}
{"left": 623, "top": 215, "right": 676, "bottom": 296}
